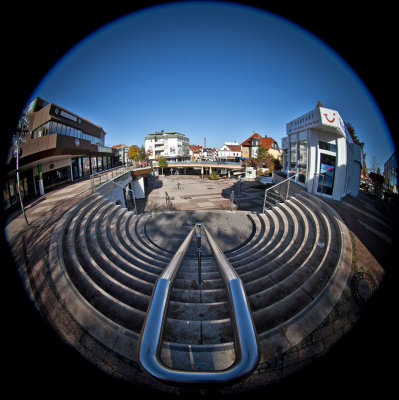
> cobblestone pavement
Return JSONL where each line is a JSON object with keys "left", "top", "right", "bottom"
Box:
{"left": 3, "top": 174, "right": 396, "bottom": 398}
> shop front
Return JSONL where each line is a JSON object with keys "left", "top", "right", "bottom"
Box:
{"left": 281, "top": 106, "right": 362, "bottom": 201}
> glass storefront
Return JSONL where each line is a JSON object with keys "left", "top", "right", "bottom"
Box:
{"left": 290, "top": 141, "right": 297, "bottom": 175}
{"left": 40, "top": 167, "right": 71, "bottom": 190}
{"left": 72, "top": 158, "right": 83, "bottom": 180}
{"left": 4, "top": 153, "right": 115, "bottom": 211}
{"left": 2, "top": 172, "right": 35, "bottom": 211}
{"left": 97, "top": 156, "right": 103, "bottom": 171}
{"left": 317, "top": 153, "right": 336, "bottom": 195}
{"left": 82, "top": 157, "right": 91, "bottom": 176}
{"left": 91, "top": 156, "right": 97, "bottom": 173}
{"left": 298, "top": 140, "right": 307, "bottom": 183}
{"left": 3, "top": 178, "right": 18, "bottom": 210}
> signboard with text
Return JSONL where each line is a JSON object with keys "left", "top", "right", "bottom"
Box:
{"left": 286, "top": 107, "right": 348, "bottom": 139}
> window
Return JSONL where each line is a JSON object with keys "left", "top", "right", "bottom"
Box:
{"left": 290, "top": 141, "right": 297, "bottom": 174}
{"left": 32, "top": 122, "right": 50, "bottom": 138}
{"left": 319, "top": 141, "right": 337, "bottom": 153}
{"left": 48, "top": 121, "right": 97, "bottom": 144}
{"left": 298, "top": 140, "right": 307, "bottom": 183}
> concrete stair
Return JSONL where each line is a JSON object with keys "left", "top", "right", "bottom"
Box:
{"left": 48, "top": 189, "right": 352, "bottom": 380}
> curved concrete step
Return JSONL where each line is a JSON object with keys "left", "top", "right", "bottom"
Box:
{"left": 124, "top": 212, "right": 173, "bottom": 262}
{"left": 99, "top": 208, "right": 164, "bottom": 274}
{"left": 63, "top": 199, "right": 149, "bottom": 322}
{"left": 237, "top": 199, "right": 310, "bottom": 288}
{"left": 48, "top": 190, "right": 352, "bottom": 378}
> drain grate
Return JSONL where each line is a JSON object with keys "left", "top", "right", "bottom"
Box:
{"left": 350, "top": 272, "right": 377, "bottom": 306}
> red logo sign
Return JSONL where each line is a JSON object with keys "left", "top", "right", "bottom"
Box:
{"left": 323, "top": 113, "right": 336, "bottom": 123}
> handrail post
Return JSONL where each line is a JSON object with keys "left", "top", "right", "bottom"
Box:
{"left": 196, "top": 223, "right": 203, "bottom": 286}
{"left": 321, "top": 173, "right": 325, "bottom": 198}
{"left": 263, "top": 188, "right": 268, "bottom": 213}
{"left": 197, "top": 234, "right": 202, "bottom": 286}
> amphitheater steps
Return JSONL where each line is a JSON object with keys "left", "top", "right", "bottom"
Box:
{"left": 48, "top": 189, "right": 351, "bottom": 379}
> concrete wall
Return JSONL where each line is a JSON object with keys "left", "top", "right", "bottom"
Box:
{"left": 97, "top": 175, "right": 132, "bottom": 207}
{"left": 133, "top": 178, "right": 145, "bottom": 199}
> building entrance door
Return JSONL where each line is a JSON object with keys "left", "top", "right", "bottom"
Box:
{"left": 314, "top": 151, "right": 336, "bottom": 197}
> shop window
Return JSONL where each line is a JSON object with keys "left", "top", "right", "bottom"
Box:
{"left": 298, "top": 140, "right": 307, "bottom": 183}
{"left": 290, "top": 141, "right": 297, "bottom": 174}
{"left": 7, "top": 178, "right": 18, "bottom": 206}
{"left": 318, "top": 153, "right": 336, "bottom": 195}
{"left": 41, "top": 167, "right": 70, "bottom": 189}
{"left": 82, "top": 157, "right": 91, "bottom": 176}
{"left": 72, "top": 158, "right": 83, "bottom": 180}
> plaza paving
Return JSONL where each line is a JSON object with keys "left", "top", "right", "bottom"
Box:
{"left": 3, "top": 173, "right": 396, "bottom": 397}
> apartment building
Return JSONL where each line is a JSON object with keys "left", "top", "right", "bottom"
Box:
{"left": 144, "top": 130, "right": 190, "bottom": 161}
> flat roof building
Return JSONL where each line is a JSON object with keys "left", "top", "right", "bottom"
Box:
{"left": 281, "top": 105, "right": 362, "bottom": 201}
{"left": 4, "top": 97, "right": 117, "bottom": 211}
{"left": 144, "top": 130, "right": 190, "bottom": 161}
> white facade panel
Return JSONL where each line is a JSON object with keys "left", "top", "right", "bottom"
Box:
{"left": 282, "top": 106, "right": 361, "bottom": 201}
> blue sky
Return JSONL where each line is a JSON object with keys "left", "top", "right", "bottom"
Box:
{"left": 29, "top": 1, "right": 394, "bottom": 170}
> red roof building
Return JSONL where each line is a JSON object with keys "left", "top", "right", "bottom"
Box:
{"left": 241, "top": 133, "right": 280, "bottom": 159}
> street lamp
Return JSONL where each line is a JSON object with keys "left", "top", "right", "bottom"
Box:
{"left": 12, "top": 113, "right": 32, "bottom": 226}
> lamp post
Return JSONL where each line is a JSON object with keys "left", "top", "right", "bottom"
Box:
{"left": 12, "top": 113, "right": 32, "bottom": 226}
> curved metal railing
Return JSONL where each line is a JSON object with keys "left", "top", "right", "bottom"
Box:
{"left": 262, "top": 171, "right": 302, "bottom": 212}
{"left": 138, "top": 224, "right": 259, "bottom": 383}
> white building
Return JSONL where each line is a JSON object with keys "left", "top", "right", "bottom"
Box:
{"left": 189, "top": 145, "right": 203, "bottom": 160}
{"left": 112, "top": 144, "right": 129, "bottom": 165}
{"left": 218, "top": 142, "right": 242, "bottom": 160}
{"left": 281, "top": 106, "right": 362, "bottom": 201}
{"left": 145, "top": 131, "right": 190, "bottom": 161}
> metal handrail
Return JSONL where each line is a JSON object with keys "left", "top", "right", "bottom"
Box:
{"left": 138, "top": 224, "right": 259, "bottom": 383}
{"left": 90, "top": 165, "right": 132, "bottom": 189}
{"left": 153, "top": 160, "right": 242, "bottom": 165}
{"left": 111, "top": 180, "right": 138, "bottom": 214}
{"left": 314, "top": 172, "right": 326, "bottom": 197}
{"left": 262, "top": 170, "right": 301, "bottom": 212}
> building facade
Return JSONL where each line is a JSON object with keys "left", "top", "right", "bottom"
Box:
{"left": 4, "top": 97, "right": 117, "bottom": 211}
{"left": 384, "top": 152, "right": 398, "bottom": 194}
{"left": 281, "top": 105, "right": 362, "bottom": 201}
{"left": 144, "top": 130, "right": 190, "bottom": 161}
{"left": 112, "top": 144, "right": 129, "bottom": 165}
{"left": 189, "top": 145, "right": 203, "bottom": 161}
{"left": 241, "top": 133, "right": 280, "bottom": 160}
{"left": 217, "top": 142, "right": 242, "bottom": 161}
